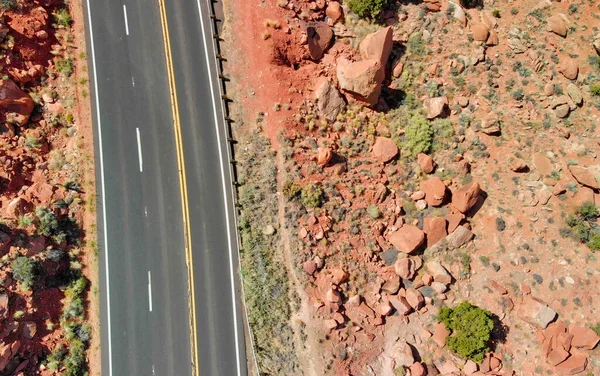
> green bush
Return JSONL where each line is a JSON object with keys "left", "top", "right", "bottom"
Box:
{"left": 591, "top": 84, "right": 600, "bottom": 97}
{"left": 11, "top": 256, "right": 40, "bottom": 289}
{"left": 565, "top": 202, "right": 600, "bottom": 251}
{"left": 402, "top": 111, "right": 433, "bottom": 157}
{"left": 36, "top": 206, "right": 60, "bottom": 237}
{"left": 0, "top": 0, "right": 17, "bottom": 11}
{"left": 52, "top": 8, "right": 72, "bottom": 28}
{"left": 367, "top": 205, "right": 380, "bottom": 219}
{"left": 347, "top": 0, "right": 388, "bottom": 19}
{"left": 282, "top": 180, "right": 301, "bottom": 200}
{"left": 438, "top": 301, "right": 495, "bottom": 362}
{"left": 301, "top": 183, "right": 324, "bottom": 208}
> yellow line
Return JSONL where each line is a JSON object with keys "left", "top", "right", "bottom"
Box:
{"left": 157, "top": 0, "right": 200, "bottom": 375}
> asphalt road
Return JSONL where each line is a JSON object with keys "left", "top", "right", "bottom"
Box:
{"left": 84, "top": 0, "right": 247, "bottom": 374}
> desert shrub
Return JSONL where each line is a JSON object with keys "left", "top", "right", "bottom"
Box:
{"left": 589, "top": 55, "right": 600, "bottom": 72}
{"left": 492, "top": 9, "right": 501, "bottom": 17}
{"left": 52, "top": 8, "right": 72, "bottom": 28}
{"left": 55, "top": 57, "right": 74, "bottom": 77}
{"left": 63, "top": 338, "right": 86, "bottom": 376}
{"left": 564, "top": 202, "right": 600, "bottom": 251}
{"left": 402, "top": 111, "right": 433, "bottom": 157}
{"left": 347, "top": 0, "right": 388, "bottom": 19}
{"left": 0, "top": 0, "right": 16, "bottom": 10}
{"left": 438, "top": 301, "right": 495, "bottom": 361}
{"left": 367, "top": 205, "right": 380, "bottom": 219}
{"left": 301, "top": 183, "right": 324, "bottom": 208}
{"left": 11, "top": 256, "right": 40, "bottom": 289}
{"left": 591, "top": 84, "right": 600, "bottom": 96}
{"left": 282, "top": 180, "right": 301, "bottom": 200}
{"left": 36, "top": 206, "right": 60, "bottom": 237}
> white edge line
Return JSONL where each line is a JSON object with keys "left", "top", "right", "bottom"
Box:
{"left": 123, "top": 4, "right": 130, "bottom": 36}
{"left": 136, "top": 127, "right": 143, "bottom": 172}
{"left": 85, "top": 1, "right": 113, "bottom": 375}
{"left": 148, "top": 271, "right": 153, "bottom": 312}
{"left": 196, "top": 2, "right": 242, "bottom": 375}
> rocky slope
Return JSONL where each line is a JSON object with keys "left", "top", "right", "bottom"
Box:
{"left": 0, "top": 0, "right": 94, "bottom": 374}
{"left": 224, "top": 0, "right": 600, "bottom": 374}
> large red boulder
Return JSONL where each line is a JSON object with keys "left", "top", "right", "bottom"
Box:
{"left": 451, "top": 181, "right": 482, "bottom": 213}
{"left": 389, "top": 225, "right": 425, "bottom": 254}
{"left": 0, "top": 79, "right": 34, "bottom": 126}
{"left": 372, "top": 137, "right": 398, "bottom": 162}
{"left": 420, "top": 177, "right": 447, "bottom": 207}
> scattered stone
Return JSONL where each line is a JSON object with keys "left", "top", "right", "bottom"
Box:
{"left": 445, "top": 213, "right": 464, "bottom": 233}
{"left": 372, "top": 136, "right": 399, "bottom": 162}
{"left": 464, "top": 360, "right": 478, "bottom": 374}
{"left": 558, "top": 58, "right": 578, "bottom": 80}
{"left": 337, "top": 58, "right": 383, "bottom": 106}
{"left": 420, "top": 177, "right": 447, "bottom": 207}
{"left": 424, "top": 96, "right": 448, "bottom": 119}
{"left": 451, "top": 181, "right": 482, "bottom": 213}
{"left": 432, "top": 322, "right": 450, "bottom": 347}
{"left": 426, "top": 261, "right": 452, "bottom": 285}
{"left": 359, "top": 27, "right": 393, "bottom": 66}
{"left": 307, "top": 22, "right": 334, "bottom": 60}
{"left": 303, "top": 260, "right": 317, "bottom": 275}
{"left": 570, "top": 325, "right": 600, "bottom": 350}
{"left": 392, "top": 59, "right": 404, "bottom": 78}
{"left": 418, "top": 153, "right": 436, "bottom": 174}
{"left": 389, "top": 296, "right": 412, "bottom": 315}
{"left": 381, "top": 249, "right": 399, "bottom": 266}
{"left": 415, "top": 199, "right": 428, "bottom": 211}
{"left": 22, "top": 322, "right": 36, "bottom": 339}
{"left": 568, "top": 165, "right": 600, "bottom": 189}
{"left": 533, "top": 153, "right": 554, "bottom": 176}
{"left": 315, "top": 79, "right": 346, "bottom": 122}
{"left": 472, "top": 23, "right": 490, "bottom": 41}
{"left": 486, "top": 30, "right": 499, "bottom": 46}
{"left": 555, "top": 353, "right": 587, "bottom": 375}
{"left": 325, "top": 1, "right": 343, "bottom": 24}
{"left": 423, "top": 217, "right": 447, "bottom": 247}
{"left": 480, "top": 112, "right": 501, "bottom": 135}
{"left": 395, "top": 258, "right": 416, "bottom": 279}
{"left": 518, "top": 296, "right": 557, "bottom": 329}
{"left": 457, "top": 96, "right": 469, "bottom": 107}
{"left": 389, "top": 226, "right": 425, "bottom": 254}
{"left": 547, "top": 14, "right": 568, "bottom": 37}
{"left": 555, "top": 104, "right": 570, "bottom": 118}
{"left": 0, "top": 295, "right": 8, "bottom": 321}
{"left": 392, "top": 341, "right": 415, "bottom": 367}
{"left": 566, "top": 84, "right": 583, "bottom": 106}
{"left": 510, "top": 158, "right": 528, "bottom": 172}
{"left": 381, "top": 275, "right": 401, "bottom": 294}
{"left": 544, "top": 82, "right": 555, "bottom": 96}
{"left": 405, "top": 288, "right": 424, "bottom": 310}
{"left": 317, "top": 147, "right": 333, "bottom": 167}
{"left": 447, "top": 225, "right": 474, "bottom": 248}
{"left": 409, "top": 362, "right": 426, "bottom": 376}
{"left": 0, "top": 79, "right": 35, "bottom": 126}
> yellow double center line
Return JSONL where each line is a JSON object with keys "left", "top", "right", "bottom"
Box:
{"left": 157, "top": 0, "right": 200, "bottom": 374}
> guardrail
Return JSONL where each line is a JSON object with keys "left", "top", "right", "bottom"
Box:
{"left": 204, "top": 0, "right": 261, "bottom": 375}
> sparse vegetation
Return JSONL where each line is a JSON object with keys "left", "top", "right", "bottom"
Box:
{"left": 347, "top": 0, "right": 389, "bottom": 19}
{"left": 301, "top": 183, "right": 324, "bottom": 208}
{"left": 52, "top": 8, "right": 73, "bottom": 28}
{"left": 402, "top": 111, "right": 433, "bottom": 157}
{"left": 438, "top": 301, "right": 495, "bottom": 362}
{"left": 11, "top": 256, "right": 40, "bottom": 289}
{"left": 563, "top": 202, "right": 600, "bottom": 251}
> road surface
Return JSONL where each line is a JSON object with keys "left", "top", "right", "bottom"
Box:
{"left": 84, "top": 0, "right": 247, "bottom": 374}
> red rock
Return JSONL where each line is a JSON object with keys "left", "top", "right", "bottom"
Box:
{"left": 426, "top": 261, "right": 452, "bottom": 285}
{"left": 445, "top": 212, "right": 464, "bottom": 233}
{"left": 324, "top": 319, "right": 338, "bottom": 331}
{"left": 359, "top": 26, "right": 393, "bottom": 66}
{"left": 555, "top": 352, "right": 587, "bottom": 375}
{"left": 377, "top": 301, "right": 393, "bottom": 316}
{"left": 389, "top": 225, "right": 425, "bottom": 254}
{"left": 395, "top": 258, "right": 415, "bottom": 279}
{"left": 405, "top": 288, "right": 424, "bottom": 310}
{"left": 303, "top": 260, "right": 317, "bottom": 275}
{"left": 490, "top": 356, "right": 501, "bottom": 369}
{"left": 0, "top": 79, "right": 35, "bottom": 126}
{"left": 423, "top": 96, "right": 448, "bottom": 119}
{"left": 518, "top": 296, "right": 557, "bottom": 329}
{"left": 392, "top": 60, "right": 404, "bottom": 78}
{"left": 0, "top": 294, "right": 8, "bottom": 321}
{"left": 420, "top": 177, "right": 447, "bottom": 207}
{"left": 409, "top": 362, "right": 426, "bottom": 376}
{"left": 337, "top": 58, "right": 383, "bottom": 106}
{"left": 389, "top": 296, "right": 412, "bottom": 315}
{"left": 372, "top": 136, "right": 399, "bottom": 162}
{"left": 315, "top": 79, "right": 345, "bottom": 121}
{"left": 418, "top": 153, "right": 436, "bottom": 174}
{"left": 533, "top": 153, "right": 554, "bottom": 175}
{"left": 392, "top": 341, "right": 415, "bottom": 367}
{"left": 464, "top": 360, "right": 478, "bottom": 374}
{"left": 329, "top": 269, "right": 349, "bottom": 285}
{"left": 548, "top": 14, "right": 568, "bottom": 37}
{"left": 326, "top": 288, "right": 341, "bottom": 303}
{"left": 432, "top": 322, "right": 450, "bottom": 347}
{"left": 568, "top": 165, "right": 600, "bottom": 189}
{"left": 423, "top": 217, "right": 447, "bottom": 247}
{"left": 325, "top": 1, "right": 343, "bottom": 24}
{"left": 381, "top": 275, "right": 401, "bottom": 294}
{"left": 570, "top": 325, "right": 600, "bottom": 350}
{"left": 25, "top": 181, "right": 55, "bottom": 205}
{"left": 411, "top": 191, "right": 426, "bottom": 201}
{"left": 5, "top": 197, "right": 31, "bottom": 219}
{"left": 307, "top": 22, "right": 334, "bottom": 60}
{"left": 451, "top": 181, "right": 482, "bottom": 213}
{"left": 558, "top": 58, "right": 579, "bottom": 80}
{"left": 472, "top": 23, "right": 490, "bottom": 41}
